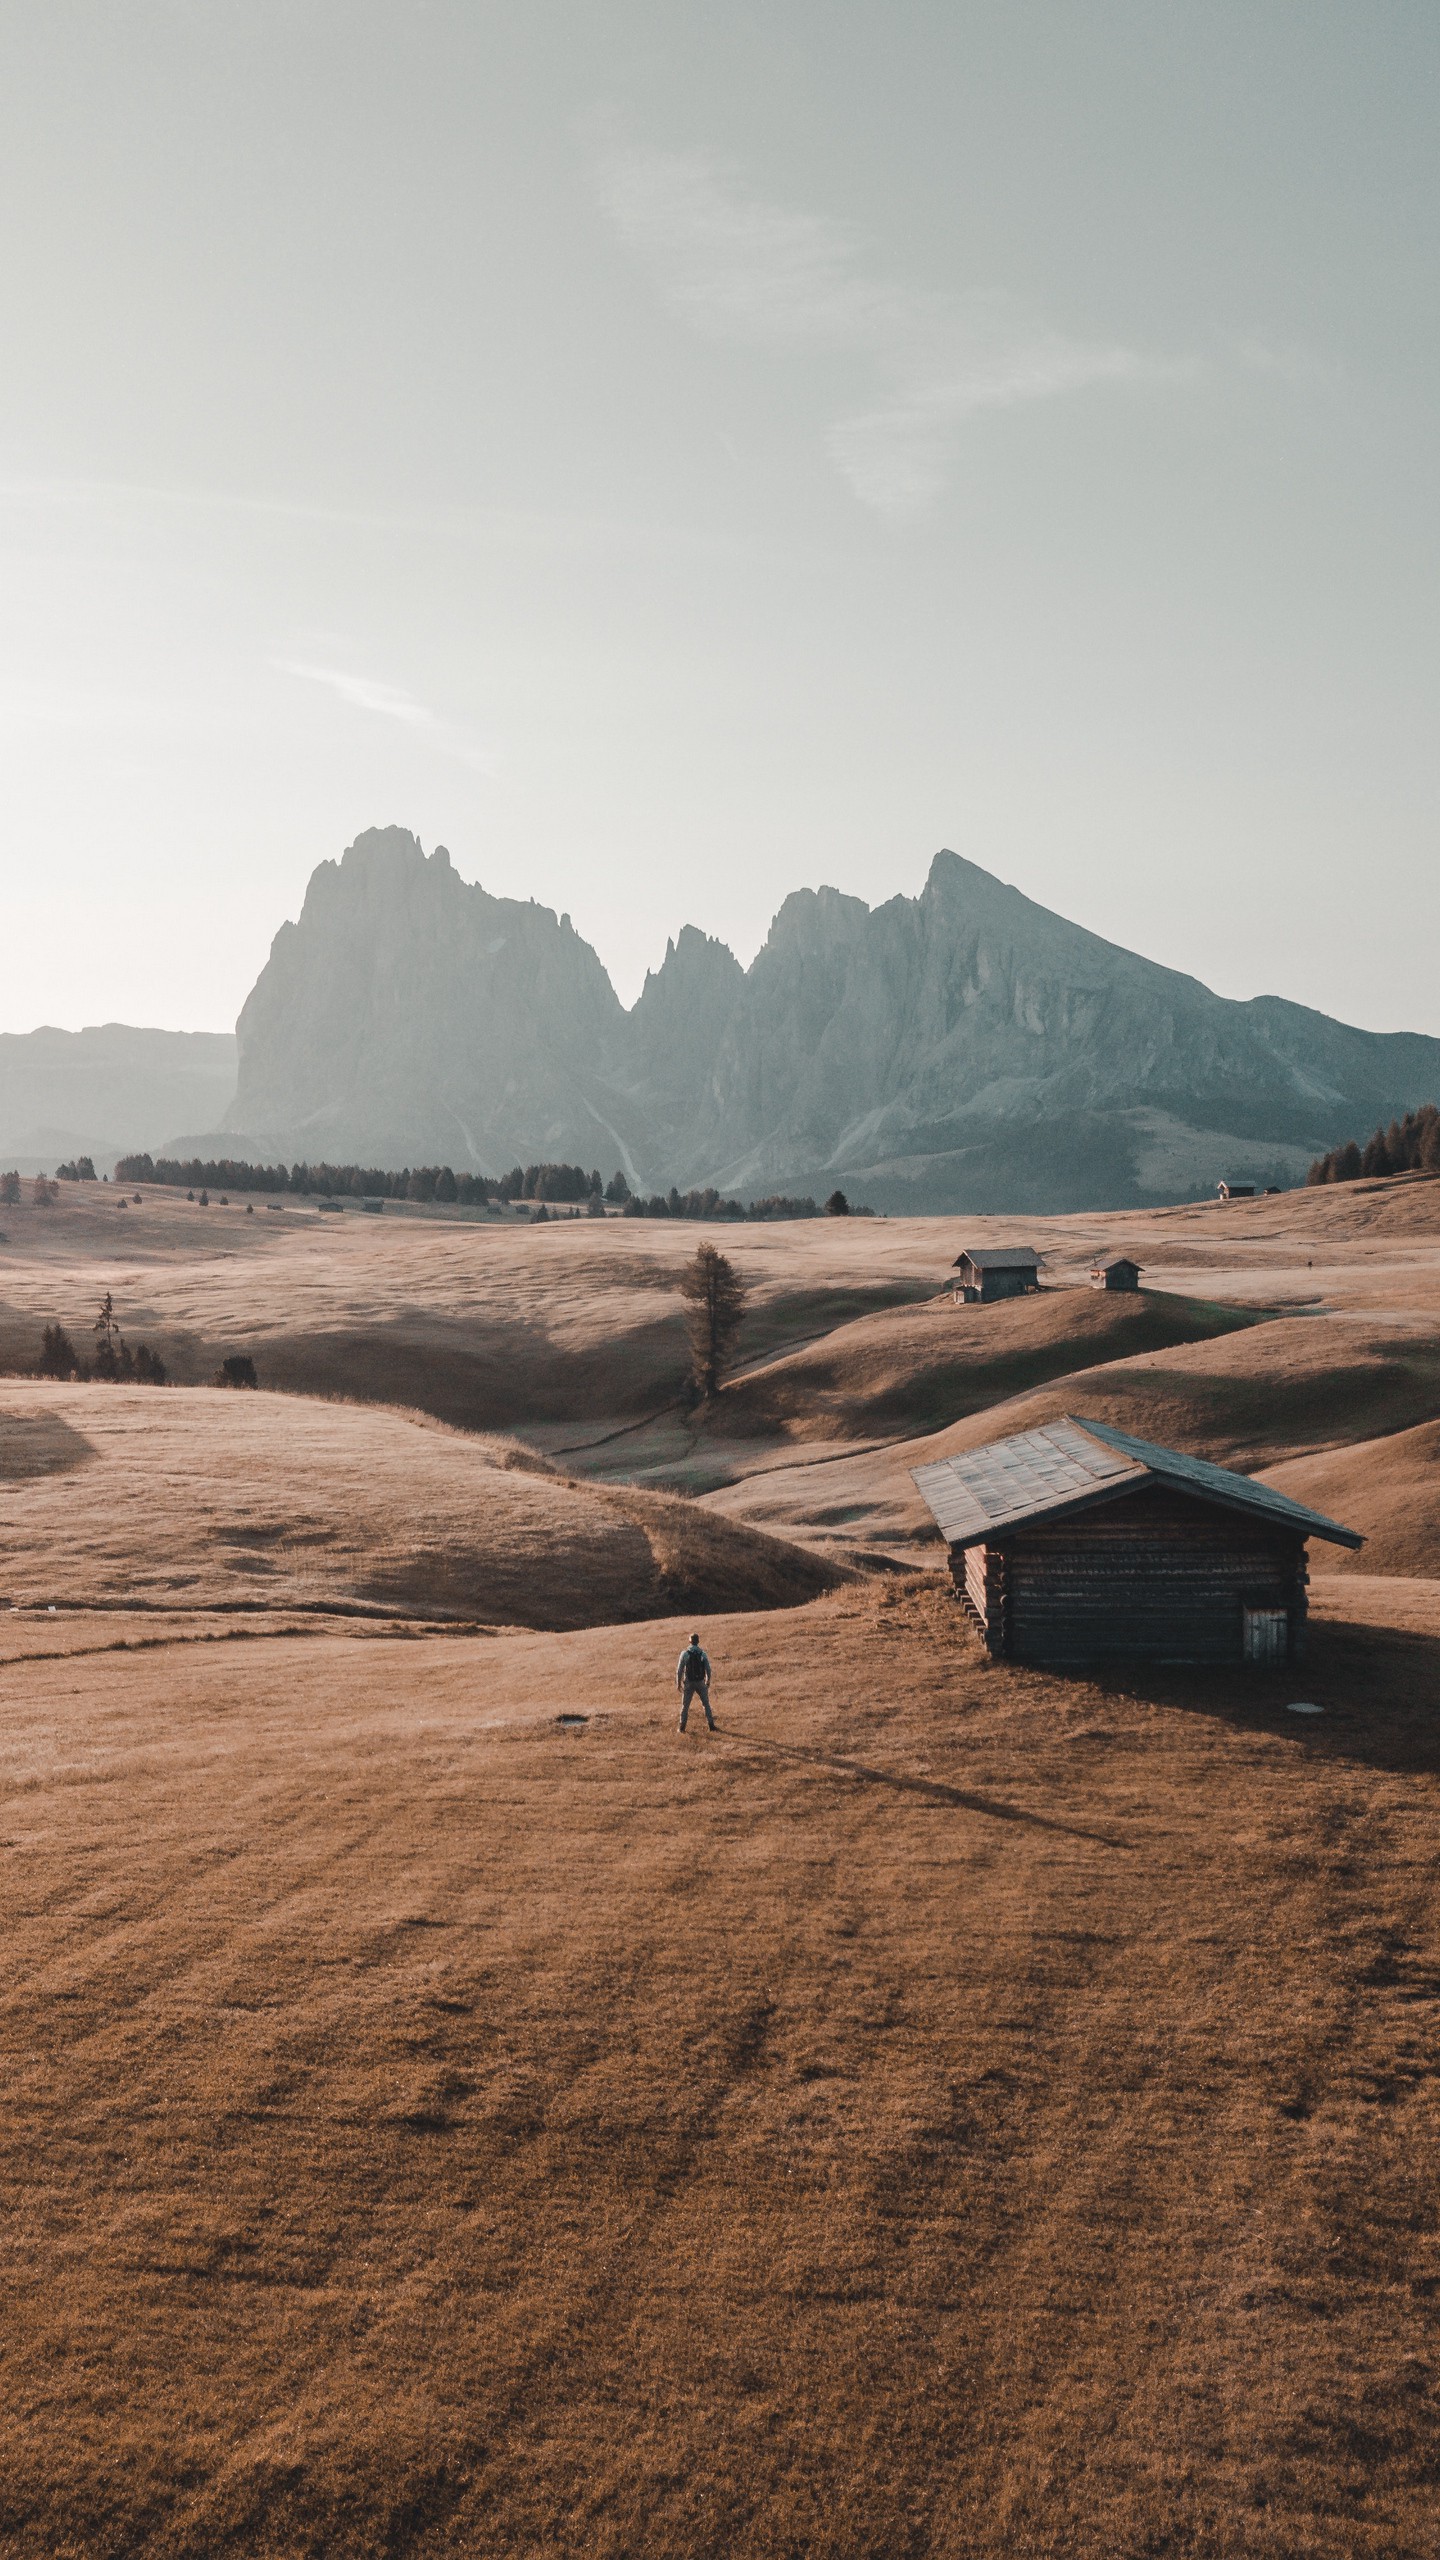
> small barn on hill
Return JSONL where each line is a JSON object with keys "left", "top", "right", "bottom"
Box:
{"left": 912, "top": 1416, "right": 1361, "bottom": 1667}
{"left": 951, "top": 1246, "right": 1042, "bottom": 1304}
{"left": 1091, "top": 1256, "right": 1141, "bottom": 1292}
{"left": 1217, "top": 1180, "right": 1255, "bottom": 1200}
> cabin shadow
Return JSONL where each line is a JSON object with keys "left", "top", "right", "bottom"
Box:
{"left": 1079, "top": 1614, "right": 1440, "bottom": 1779}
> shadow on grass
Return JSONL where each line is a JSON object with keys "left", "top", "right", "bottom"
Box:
{"left": 0, "top": 1408, "right": 96, "bottom": 1481}
{"left": 1086, "top": 1615, "right": 1440, "bottom": 1779}
{"left": 712, "top": 1727, "right": 1134, "bottom": 1848}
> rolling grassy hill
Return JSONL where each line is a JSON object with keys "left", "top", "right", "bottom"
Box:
{"left": 0, "top": 1382, "right": 840, "bottom": 1630}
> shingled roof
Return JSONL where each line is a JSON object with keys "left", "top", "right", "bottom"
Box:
{"left": 911, "top": 1416, "right": 1363, "bottom": 1551}
{"left": 949, "top": 1246, "right": 1043, "bottom": 1271}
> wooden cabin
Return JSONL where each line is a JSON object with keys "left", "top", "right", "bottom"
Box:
{"left": 1091, "top": 1256, "right": 1141, "bottom": 1292}
{"left": 1217, "top": 1180, "right": 1255, "bottom": 1200}
{"left": 912, "top": 1415, "right": 1361, "bottom": 1668}
{"left": 951, "top": 1246, "right": 1042, "bottom": 1305}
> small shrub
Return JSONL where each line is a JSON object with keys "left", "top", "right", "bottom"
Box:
{"left": 215, "top": 1355, "right": 258, "bottom": 1389}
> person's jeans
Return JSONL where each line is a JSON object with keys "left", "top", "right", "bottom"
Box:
{"left": 679, "top": 1679, "right": 714, "bottom": 1730}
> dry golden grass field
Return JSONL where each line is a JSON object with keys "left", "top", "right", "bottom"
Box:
{"left": 2, "top": 1173, "right": 1440, "bottom": 2555}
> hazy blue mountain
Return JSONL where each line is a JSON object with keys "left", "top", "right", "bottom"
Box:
{"left": 216, "top": 830, "right": 1440, "bottom": 1209}
{"left": 0, "top": 1024, "right": 238, "bottom": 1172}
{"left": 668, "top": 852, "right": 1440, "bottom": 1207}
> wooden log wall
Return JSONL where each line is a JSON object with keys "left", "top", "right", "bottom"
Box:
{"left": 955, "top": 1543, "right": 1008, "bottom": 1654}
{"left": 951, "top": 1486, "right": 1308, "bottom": 1668}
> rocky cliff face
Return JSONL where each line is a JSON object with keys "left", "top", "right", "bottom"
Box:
{"left": 223, "top": 830, "right": 1440, "bottom": 1208}
{"left": 231, "top": 829, "right": 627, "bottom": 1172}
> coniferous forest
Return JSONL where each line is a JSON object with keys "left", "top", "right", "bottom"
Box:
{"left": 1307, "top": 1102, "right": 1440, "bottom": 1185}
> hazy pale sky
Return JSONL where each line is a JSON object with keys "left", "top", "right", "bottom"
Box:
{"left": 2, "top": 1, "right": 1437, "bottom": 1032}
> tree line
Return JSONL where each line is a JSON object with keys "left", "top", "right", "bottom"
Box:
{"left": 39, "top": 1295, "right": 168, "bottom": 1384}
{"left": 32, "top": 1296, "right": 260, "bottom": 1389}
{"left": 113, "top": 1154, "right": 864, "bottom": 1219}
{"left": 1307, "top": 1103, "right": 1440, "bottom": 1185}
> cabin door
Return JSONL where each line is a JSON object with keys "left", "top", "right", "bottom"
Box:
{"left": 1242, "top": 1606, "right": 1289, "bottom": 1665}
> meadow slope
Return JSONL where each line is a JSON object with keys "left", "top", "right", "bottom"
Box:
{"left": 2, "top": 1580, "right": 1438, "bottom": 2558}
{"left": 0, "top": 1382, "right": 838, "bottom": 1630}
{"left": 2, "top": 1171, "right": 1440, "bottom": 2554}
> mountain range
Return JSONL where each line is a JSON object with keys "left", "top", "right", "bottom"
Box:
{"left": 201, "top": 826, "right": 1440, "bottom": 1211}
{"left": 5, "top": 830, "right": 1434, "bottom": 1207}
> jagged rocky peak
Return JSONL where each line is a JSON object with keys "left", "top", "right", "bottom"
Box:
{"left": 221, "top": 825, "right": 1440, "bottom": 1213}
{"left": 759, "top": 880, "right": 872, "bottom": 954}
{"left": 633, "top": 924, "right": 744, "bottom": 1014}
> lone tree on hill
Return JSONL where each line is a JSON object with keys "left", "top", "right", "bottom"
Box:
{"left": 678, "top": 1240, "right": 748, "bottom": 1402}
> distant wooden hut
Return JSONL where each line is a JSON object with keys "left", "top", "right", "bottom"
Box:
{"left": 1091, "top": 1256, "right": 1141, "bottom": 1292}
{"left": 951, "top": 1246, "right": 1042, "bottom": 1305}
{"left": 1217, "top": 1180, "right": 1255, "bottom": 1200}
{"left": 912, "top": 1415, "right": 1361, "bottom": 1667}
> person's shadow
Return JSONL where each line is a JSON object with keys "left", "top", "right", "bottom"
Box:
{"left": 710, "top": 1726, "right": 1134, "bottom": 1849}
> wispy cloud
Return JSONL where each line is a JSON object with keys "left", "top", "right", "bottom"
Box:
{"left": 274, "top": 659, "right": 494, "bottom": 770}
{"left": 599, "top": 149, "right": 1190, "bottom": 515}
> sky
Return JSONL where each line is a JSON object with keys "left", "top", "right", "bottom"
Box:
{"left": 2, "top": 0, "right": 1437, "bottom": 1033}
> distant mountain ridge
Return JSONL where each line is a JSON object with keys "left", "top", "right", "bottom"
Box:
{"left": 0, "top": 1024, "right": 238, "bottom": 1173}
{"left": 203, "top": 827, "right": 1440, "bottom": 1211}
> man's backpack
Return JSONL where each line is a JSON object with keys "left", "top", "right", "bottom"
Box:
{"left": 682, "top": 1647, "right": 707, "bottom": 1685}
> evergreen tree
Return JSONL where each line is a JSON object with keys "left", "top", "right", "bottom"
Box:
{"left": 92, "top": 1292, "right": 123, "bottom": 1380}
{"left": 678, "top": 1242, "right": 748, "bottom": 1401}
{"left": 38, "top": 1323, "right": 80, "bottom": 1379}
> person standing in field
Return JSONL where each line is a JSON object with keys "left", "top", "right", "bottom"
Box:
{"left": 676, "top": 1632, "right": 715, "bottom": 1733}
